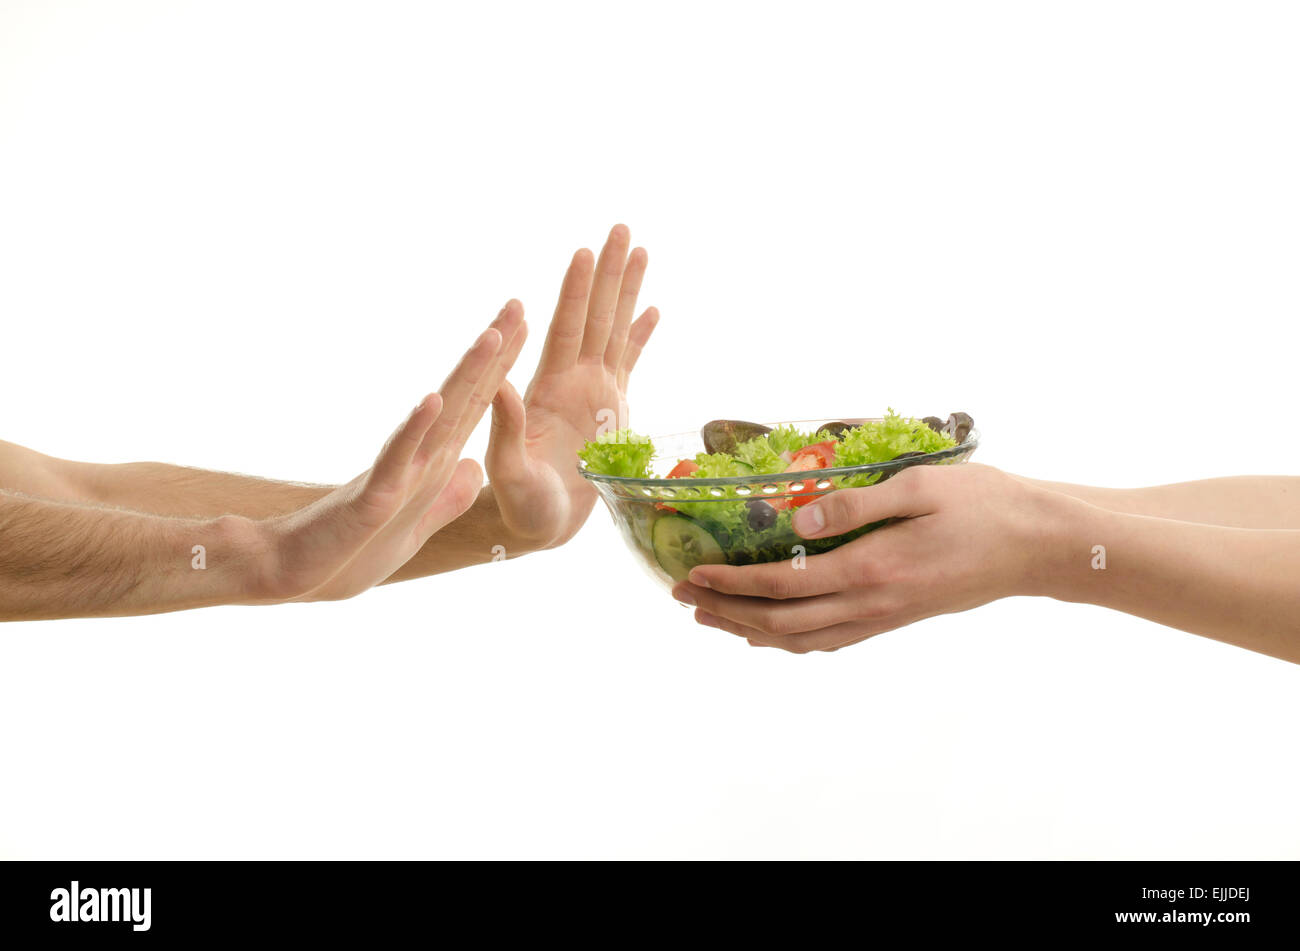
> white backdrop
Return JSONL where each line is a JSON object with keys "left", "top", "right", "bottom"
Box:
{"left": 2, "top": 0, "right": 1298, "bottom": 858}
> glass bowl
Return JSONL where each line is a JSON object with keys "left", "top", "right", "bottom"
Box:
{"left": 579, "top": 418, "right": 979, "bottom": 590}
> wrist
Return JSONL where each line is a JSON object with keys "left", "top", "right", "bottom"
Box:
{"left": 1015, "top": 484, "right": 1111, "bottom": 600}
{"left": 212, "top": 513, "right": 282, "bottom": 604}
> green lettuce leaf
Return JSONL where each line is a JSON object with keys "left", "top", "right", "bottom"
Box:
{"left": 730, "top": 425, "right": 836, "bottom": 475}
{"left": 690, "top": 452, "right": 750, "bottom": 478}
{"left": 834, "top": 409, "right": 956, "bottom": 467}
{"left": 577, "top": 429, "right": 655, "bottom": 478}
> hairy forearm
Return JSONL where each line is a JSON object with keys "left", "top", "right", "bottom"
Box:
{"left": 69, "top": 464, "right": 545, "bottom": 577}
{"left": 1034, "top": 494, "right": 1300, "bottom": 663}
{"left": 1, "top": 440, "right": 327, "bottom": 518}
{"left": 77, "top": 463, "right": 545, "bottom": 580}
{"left": 3, "top": 442, "right": 541, "bottom": 583}
{"left": 1016, "top": 475, "right": 1300, "bottom": 529}
{"left": 68, "top": 460, "right": 332, "bottom": 519}
{"left": 0, "top": 490, "right": 269, "bottom": 621}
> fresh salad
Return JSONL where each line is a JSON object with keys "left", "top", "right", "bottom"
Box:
{"left": 578, "top": 411, "right": 973, "bottom": 582}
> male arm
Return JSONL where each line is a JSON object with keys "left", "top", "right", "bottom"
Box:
{"left": 0, "top": 489, "right": 267, "bottom": 620}
{"left": 0, "top": 442, "right": 539, "bottom": 579}
{"left": 0, "top": 224, "right": 661, "bottom": 584}
{"left": 0, "top": 304, "right": 522, "bottom": 620}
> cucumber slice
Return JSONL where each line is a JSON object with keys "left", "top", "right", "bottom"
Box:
{"left": 651, "top": 514, "right": 726, "bottom": 582}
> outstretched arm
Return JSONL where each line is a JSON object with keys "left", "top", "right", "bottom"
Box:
{"left": 1010, "top": 474, "right": 1300, "bottom": 529}
{"left": 673, "top": 465, "right": 1300, "bottom": 664}
{"left": 0, "top": 304, "right": 522, "bottom": 620}
{"left": 0, "top": 489, "right": 268, "bottom": 619}
{"left": 0, "top": 312, "right": 542, "bottom": 582}
{"left": 1, "top": 225, "right": 660, "bottom": 575}
{"left": 1, "top": 449, "right": 539, "bottom": 580}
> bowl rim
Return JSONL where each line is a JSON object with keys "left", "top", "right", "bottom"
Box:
{"left": 577, "top": 417, "right": 979, "bottom": 487}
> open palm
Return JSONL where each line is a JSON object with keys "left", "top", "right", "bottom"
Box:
{"left": 266, "top": 303, "right": 523, "bottom": 602}
{"left": 486, "top": 225, "right": 658, "bottom": 548}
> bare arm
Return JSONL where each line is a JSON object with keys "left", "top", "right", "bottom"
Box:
{"left": 0, "top": 226, "right": 660, "bottom": 581}
{"left": 0, "top": 444, "right": 545, "bottom": 580}
{"left": 672, "top": 465, "right": 1300, "bottom": 665}
{"left": 1012, "top": 475, "right": 1300, "bottom": 529}
{"left": 0, "top": 305, "right": 524, "bottom": 621}
{"left": 1037, "top": 494, "right": 1300, "bottom": 661}
{"left": 0, "top": 489, "right": 267, "bottom": 620}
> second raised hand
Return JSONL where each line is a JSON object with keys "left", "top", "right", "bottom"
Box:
{"left": 485, "top": 224, "right": 660, "bottom": 549}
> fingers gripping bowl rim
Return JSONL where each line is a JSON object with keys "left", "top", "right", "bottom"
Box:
{"left": 579, "top": 418, "right": 979, "bottom": 589}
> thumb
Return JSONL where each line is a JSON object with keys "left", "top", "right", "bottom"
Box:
{"left": 415, "top": 457, "right": 485, "bottom": 541}
{"left": 793, "top": 471, "right": 929, "bottom": 539}
{"left": 485, "top": 379, "right": 528, "bottom": 477}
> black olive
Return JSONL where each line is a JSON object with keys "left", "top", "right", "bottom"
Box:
{"left": 745, "top": 498, "right": 778, "bottom": 530}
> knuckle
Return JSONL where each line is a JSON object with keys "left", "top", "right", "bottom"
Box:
{"left": 862, "top": 595, "right": 900, "bottom": 620}
{"left": 825, "top": 490, "right": 867, "bottom": 528}
{"left": 895, "top": 463, "right": 932, "bottom": 497}
{"left": 759, "top": 571, "right": 794, "bottom": 599}
{"left": 755, "top": 607, "right": 794, "bottom": 636}
{"left": 863, "top": 597, "right": 894, "bottom": 621}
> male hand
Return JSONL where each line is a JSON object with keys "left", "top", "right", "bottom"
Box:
{"left": 263, "top": 302, "right": 525, "bottom": 602}
{"left": 484, "top": 224, "right": 658, "bottom": 549}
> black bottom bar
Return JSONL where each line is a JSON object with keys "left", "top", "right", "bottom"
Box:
{"left": 0, "top": 860, "right": 1283, "bottom": 942}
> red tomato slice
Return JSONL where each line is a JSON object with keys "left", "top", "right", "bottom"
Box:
{"left": 789, "top": 439, "right": 837, "bottom": 470}
{"left": 768, "top": 491, "right": 818, "bottom": 510}
{"left": 776, "top": 440, "right": 837, "bottom": 508}
{"left": 657, "top": 458, "right": 698, "bottom": 511}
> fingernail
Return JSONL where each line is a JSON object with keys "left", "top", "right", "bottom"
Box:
{"left": 687, "top": 570, "right": 710, "bottom": 588}
{"left": 673, "top": 588, "right": 695, "bottom": 606}
{"left": 695, "top": 610, "right": 720, "bottom": 628}
{"left": 794, "top": 504, "right": 825, "bottom": 536}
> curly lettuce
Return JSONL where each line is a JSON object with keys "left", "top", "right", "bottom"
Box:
{"left": 731, "top": 425, "right": 836, "bottom": 475}
{"left": 731, "top": 437, "right": 784, "bottom": 474}
{"left": 578, "top": 415, "right": 955, "bottom": 480}
{"left": 577, "top": 428, "right": 655, "bottom": 478}
{"left": 835, "top": 410, "right": 956, "bottom": 467}
{"left": 689, "top": 452, "right": 749, "bottom": 478}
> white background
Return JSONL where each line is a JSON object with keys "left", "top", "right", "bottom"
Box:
{"left": 2, "top": 0, "right": 1298, "bottom": 858}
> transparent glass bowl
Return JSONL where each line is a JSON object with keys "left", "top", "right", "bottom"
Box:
{"left": 579, "top": 418, "right": 979, "bottom": 590}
